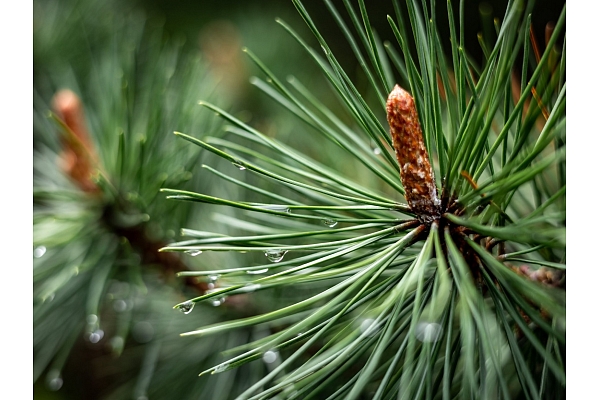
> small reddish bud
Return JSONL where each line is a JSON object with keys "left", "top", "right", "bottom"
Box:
{"left": 52, "top": 89, "right": 100, "bottom": 194}
{"left": 386, "top": 85, "right": 440, "bottom": 219}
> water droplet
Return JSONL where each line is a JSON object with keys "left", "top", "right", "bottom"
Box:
{"left": 232, "top": 161, "right": 246, "bottom": 171}
{"left": 210, "top": 297, "right": 225, "bottom": 307}
{"left": 185, "top": 249, "right": 203, "bottom": 256}
{"left": 262, "top": 349, "right": 279, "bottom": 364}
{"left": 110, "top": 336, "right": 125, "bottom": 352}
{"left": 113, "top": 299, "right": 127, "bottom": 313}
{"left": 264, "top": 249, "right": 288, "bottom": 263}
{"left": 415, "top": 322, "right": 442, "bottom": 343}
{"left": 206, "top": 275, "right": 219, "bottom": 290}
{"left": 178, "top": 300, "right": 195, "bottom": 314}
{"left": 373, "top": 147, "right": 381, "bottom": 155}
{"left": 214, "top": 363, "right": 229, "bottom": 373}
{"left": 34, "top": 245, "right": 47, "bottom": 258}
{"left": 247, "top": 268, "right": 269, "bottom": 275}
{"left": 323, "top": 219, "right": 338, "bottom": 228}
{"left": 46, "top": 370, "right": 63, "bottom": 391}
{"left": 240, "top": 283, "right": 261, "bottom": 293}
{"left": 255, "top": 204, "right": 290, "bottom": 213}
{"left": 86, "top": 314, "right": 98, "bottom": 325}
{"left": 88, "top": 329, "right": 104, "bottom": 344}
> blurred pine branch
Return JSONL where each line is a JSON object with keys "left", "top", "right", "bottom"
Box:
{"left": 33, "top": 0, "right": 273, "bottom": 398}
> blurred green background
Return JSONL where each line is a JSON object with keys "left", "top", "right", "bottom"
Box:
{"left": 35, "top": 0, "right": 564, "bottom": 119}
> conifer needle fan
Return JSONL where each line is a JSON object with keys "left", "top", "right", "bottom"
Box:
{"left": 164, "top": 1, "right": 566, "bottom": 398}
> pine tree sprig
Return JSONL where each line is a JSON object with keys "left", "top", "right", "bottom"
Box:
{"left": 163, "top": 0, "right": 566, "bottom": 396}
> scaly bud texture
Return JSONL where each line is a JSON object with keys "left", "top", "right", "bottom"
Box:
{"left": 386, "top": 85, "right": 441, "bottom": 220}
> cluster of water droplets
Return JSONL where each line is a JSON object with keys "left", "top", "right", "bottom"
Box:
{"left": 88, "top": 330, "right": 104, "bottom": 344}
{"left": 206, "top": 276, "right": 227, "bottom": 307}
{"left": 178, "top": 249, "right": 287, "bottom": 312}
{"left": 207, "top": 274, "right": 219, "bottom": 290}
{"left": 264, "top": 249, "right": 288, "bottom": 263}
{"left": 85, "top": 314, "right": 104, "bottom": 344}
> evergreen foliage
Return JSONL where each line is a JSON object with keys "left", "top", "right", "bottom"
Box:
{"left": 162, "top": 0, "right": 566, "bottom": 399}
{"left": 33, "top": 0, "right": 566, "bottom": 399}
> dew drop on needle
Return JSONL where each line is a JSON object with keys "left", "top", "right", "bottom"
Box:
{"left": 265, "top": 249, "right": 288, "bottom": 263}
{"left": 178, "top": 300, "right": 194, "bottom": 314}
